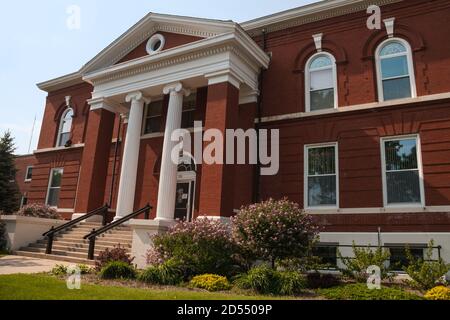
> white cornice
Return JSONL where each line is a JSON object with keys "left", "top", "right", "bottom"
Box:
{"left": 241, "top": 0, "right": 402, "bottom": 36}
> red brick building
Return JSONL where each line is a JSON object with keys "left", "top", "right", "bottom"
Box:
{"left": 18, "top": 0, "right": 450, "bottom": 264}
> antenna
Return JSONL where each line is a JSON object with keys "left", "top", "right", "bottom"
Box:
{"left": 27, "top": 115, "right": 37, "bottom": 154}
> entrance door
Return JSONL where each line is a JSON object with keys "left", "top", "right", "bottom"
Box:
{"left": 174, "top": 180, "right": 195, "bottom": 221}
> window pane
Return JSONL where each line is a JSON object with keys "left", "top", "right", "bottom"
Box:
{"left": 386, "top": 171, "right": 421, "bottom": 204}
{"left": 382, "top": 77, "right": 412, "bottom": 100}
{"left": 381, "top": 56, "right": 409, "bottom": 79}
{"left": 47, "top": 188, "right": 60, "bottom": 207}
{"left": 50, "top": 170, "right": 63, "bottom": 188}
{"left": 147, "top": 101, "right": 163, "bottom": 117}
{"left": 181, "top": 110, "right": 195, "bottom": 129}
{"left": 308, "top": 176, "right": 337, "bottom": 206}
{"left": 313, "top": 246, "right": 338, "bottom": 267}
{"left": 389, "top": 247, "right": 424, "bottom": 271}
{"left": 310, "top": 89, "right": 334, "bottom": 111}
{"left": 310, "top": 69, "right": 333, "bottom": 91}
{"left": 26, "top": 168, "right": 33, "bottom": 180}
{"left": 380, "top": 42, "right": 406, "bottom": 56}
{"left": 385, "top": 139, "right": 418, "bottom": 171}
{"left": 59, "top": 132, "right": 70, "bottom": 147}
{"left": 308, "top": 147, "right": 336, "bottom": 175}
{"left": 310, "top": 56, "right": 332, "bottom": 69}
{"left": 145, "top": 117, "right": 161, "bottom": 134}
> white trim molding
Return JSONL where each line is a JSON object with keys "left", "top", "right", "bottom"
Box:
{"left": 306, "top": 206, "right": 450, "bottom": 215}
{"left": 312, "top": 33, "right": 323, "bottom": 52}
{"left": 383, "top": 18, "right": 396, "bottom": 38}
{"left": 34, "top": 143, "right": 85, "bottom": 155}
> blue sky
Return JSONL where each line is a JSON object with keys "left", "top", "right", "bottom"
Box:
{"left": 0, "top": 0, "right": 316, "bottom": 155}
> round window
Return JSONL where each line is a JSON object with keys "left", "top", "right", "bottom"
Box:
{"left": 146, "top": 34, "right": 165, "bottom": 55}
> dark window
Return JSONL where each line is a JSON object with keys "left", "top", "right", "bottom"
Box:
{"left": 21, "top": 196, "right": 28, "bottom": 207}
{"left": 313, "top": 245, "right": 338, "bottom": 267}
{"left": 25, "top": 167, "right": 33, "bottom": 181}
{"left": 181, "top": 94, "right": 197, "bottom": 129}
{"left": 389, "top": 246, "right": 425, "bottom": 271}
{"left": 143, "top": 100, "right": 163, "bottom": 134}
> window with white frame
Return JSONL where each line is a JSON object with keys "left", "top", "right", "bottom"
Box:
{"left": 25, "top": 166, "right": 33, "bottom": 182}
{"left": 381, "top": 136, "right": 424, "bottom": 206}
{"left": 143, "top": 100, "right": 163, "bottom": 135}
{"left": 306, "top": 53, "right": 337, "bottom": 112}
{"left": 57, "top": 108, "right": 73, "bottom": 147}
{"left": 46, "top": 168, "right": 63, "bottom": 207}
{"left": 305, "top": 143, "right": 339, "bottom": 208}
{"left": 376, "top": 39, "right": 416, "bottom": 101}
{"left": 181, "top": 93, "right": 197, "bottom": 129}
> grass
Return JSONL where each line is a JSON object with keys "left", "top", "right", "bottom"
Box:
{"left": 0, "top": 274, "right": 291, "bottom": 300}
{"left": 318, "top": 283, "right": 424, "bottom": 300}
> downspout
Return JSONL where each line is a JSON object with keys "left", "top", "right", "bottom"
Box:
{"left": 253, "top": 29, "right": 268, "bottom": 203}
{"left": 109, "top": 114, "right": 123, "bottom": 206}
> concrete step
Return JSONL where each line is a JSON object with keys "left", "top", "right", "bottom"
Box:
{"left": 14, "top": 251, "right": 96, "bottom": 265}
{"left": 33, "top": 241, "right": 131, "bottom": 251}
{"left": 38, "top": 238, "right": 132, "bottom": 248}
{"left": 29, "top": 243, "right": 131, "bottom": 255}
{"left": 55, "top": 234, "right": 132, "bottom": 242}
{"left": 19, "top": 247, "right": 101, "bottom": 259}
{"left": 64, "top": 230, "right": 132, "bottom": 237}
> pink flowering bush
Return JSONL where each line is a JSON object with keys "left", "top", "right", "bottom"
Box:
{"left": 232, "top": 198, "right": 319, "bottom": 268}
{"left": 146, "top": 218, "right": 240, "bottom": 277}
{"left": 17, "top": 204, "right": 62, "bottom": 220}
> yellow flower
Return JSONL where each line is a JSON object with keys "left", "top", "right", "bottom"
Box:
{"left": 424, "top": 286, "right": 450, "bottom": 300}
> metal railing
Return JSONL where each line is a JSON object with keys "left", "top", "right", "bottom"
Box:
{"left": 43, "top": 204, "right": 110, "bottom": 255}
{"left": 83, "top": 204, "right": 152, "bottom": 260}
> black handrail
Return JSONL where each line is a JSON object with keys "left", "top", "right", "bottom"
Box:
{"left": 43, "top": 204, "right": 110, "bottom": 255}
{"left": 83, "top": 204, "right": 152, "bottom": 260}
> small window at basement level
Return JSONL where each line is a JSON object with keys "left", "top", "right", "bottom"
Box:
{"left": 20, "top": 194, "right": 28, "bottom": 208}
{"left": 305, "top": 143, "right": 339, "bottom": 208}
{"left": 181, "top": 93, "right": 197, "bottom": 129}
{"left": 25, "top": 166, "right": 33, "bottom": 182}
{"left": 57, "top": 108, "right": 73, "bottom": 147}
{"left": 376, "top": 39, "right": 416, "bottom": 101}
{"left": 143, "top": 100, "right": 163, "bottom": 134}
{"left": 381, "top": 136, "right": 424, "bottom": 206}
{"left": 306, "top": 53, "right": 338, "bottom": 112}
{"left": 46, "top": 168, "right": 63, "bottom": 207}
{"left": 313, "top": 244, "right": 338, "bottom": 267}
{"left": 387, "top": 245, "right": 426, "bottom": 271}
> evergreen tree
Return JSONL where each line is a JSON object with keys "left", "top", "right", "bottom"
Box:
{"left": 0, "top": 131, "right": 21, "bottom": 214}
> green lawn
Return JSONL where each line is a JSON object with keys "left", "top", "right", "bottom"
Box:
{"left": 0, "top": 274, "right": 287, "bottom": 300}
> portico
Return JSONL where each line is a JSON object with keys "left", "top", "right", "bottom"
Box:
{"left": 75, "top": 22, "right": 270, "bottom": 222}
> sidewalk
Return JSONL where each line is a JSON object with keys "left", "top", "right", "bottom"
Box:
{"left": 0, "top": 255, "right": 71, "bottom": 275}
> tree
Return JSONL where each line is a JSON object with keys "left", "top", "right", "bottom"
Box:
{"left": 0, "top": 131, "right": 21, "bottom": 214}
{"left": 232, "top": 198, "right": 319, "bottom": 268}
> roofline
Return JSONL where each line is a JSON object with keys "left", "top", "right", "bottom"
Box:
{"left": 36, "top": 0, "right": 402, "bottom": 93}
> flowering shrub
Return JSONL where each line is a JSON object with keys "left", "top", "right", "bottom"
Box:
{"left": 95, "top": 245, "right": 134, "bottom": 271}
{"left": 403, "top": 241, "right": 449, "bottom": 290}
{"left": 189, "top": 274, "right": 231, "bottom": 292}
{"left": 232, "top": 199, "right": 319, "bottom": 268}
{"left": 338, "top": 243, "right": 392, "bottom": 282}
{"left": 17, "top": 204, "right": 61, "bottom": 220}
{"left": 424, "top": 286, "right": 450, "bottom": 300}
{"left": 146, "top": 218, "right": 239, "bottom": 277}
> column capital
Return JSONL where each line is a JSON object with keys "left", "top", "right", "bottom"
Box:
{"left": 163, "top": 82, "right": 191, "bottom": 97}
{"left": 88, "top": 97, "right": 116, "bottom": 113}
{"left": 125, "top": 91, "right": 151, "bottom": 104}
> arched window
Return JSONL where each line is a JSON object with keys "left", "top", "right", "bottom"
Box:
{"left": 57, "top": 108, "right": 73, "bottom": 147}
{"left": 305, "top": 53, "right": 338, "bottom": 112}
{"left": 376, "top": 38, "right": 416, "bottom": 101}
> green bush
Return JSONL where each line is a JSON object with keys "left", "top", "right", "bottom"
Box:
{"left": 95, "top": 245, "right": 134, "bottom": 271}
{"left": 306, "top": 272, "right": 341, "bottom": 289}
{"left": 51, "top": 264, "right": 68, "bottom": 276}
{"left": 318, "top": 283, "right": 423, "bottom": 300}
{"left": 338, "top": 243, "right": 392, "bottom": 282}
{"left": 189, "top": 274, "right": 231, "bottom": 292}
{"left": 138, "top": 259, "right": 184, "bottom": 286}
{"left": 234, "top": 266, "right": 306, "bottom": 296}
{"left": 99, "top": 261, "right": 136, "bottom": 280}
{"left": 403, "top": 241, "right": 449, "bottom": 291}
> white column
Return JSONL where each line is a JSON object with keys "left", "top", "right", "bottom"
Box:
{"left": 156, "top": 82, "right": 190, "bottom": 221}
{"left": 115, "top": 91, "right": 148, "bottom": 220}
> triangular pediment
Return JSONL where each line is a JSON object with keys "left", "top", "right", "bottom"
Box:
{"left": 80, "top": 13, "right": 237, "bottom": 74}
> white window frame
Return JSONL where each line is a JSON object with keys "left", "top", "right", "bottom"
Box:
{"left": 24, "top": 166, "right": 33, "bottom": 182}
{"left": 304, "top": 142, "right": 339, "bottom": 210}
{"left": 305, "top": 52, "right": 338, "bottom": 113}
{"left": 380, "top": 134, "right": 425, "bottom": 208}
{"left": 56, "top": 108, "right": 74, "bottom": 147}
{"left": 375, "top": 38, "right": 417, "bottom": 102}
{"left": 45, "top": 168, "right": 64, "bottom": 208}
